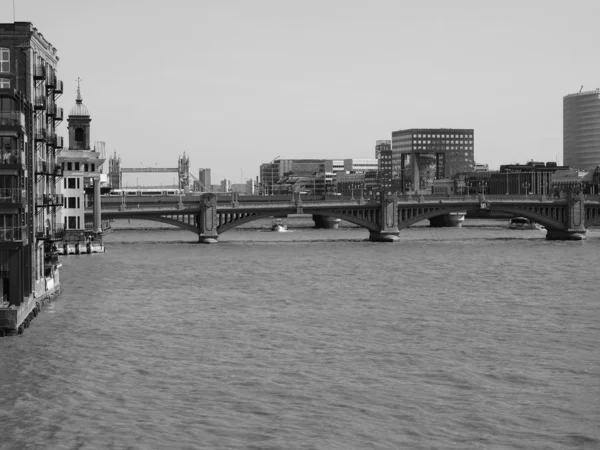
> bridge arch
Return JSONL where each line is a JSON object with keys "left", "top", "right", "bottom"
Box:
{"left": 397, "top": 203, "right": 567, "bottom": 230}
{"left": 218, "top": 209, "right": 382, "bottom": 233}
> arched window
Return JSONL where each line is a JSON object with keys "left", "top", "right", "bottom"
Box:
{"left": 75, "top": 127, "right": 84, "bottom": 142}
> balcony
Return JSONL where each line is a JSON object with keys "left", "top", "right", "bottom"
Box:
{"left": 0, "top": 149, "right": 25, "bottom": 165}
{"left": 36, "top": 193, "right": 64, "bottom": 207}
{"left": 45, "top": 253, "right": 59, "bottom": 266}
{"left": 47, "top": 134, "right": 63, "bottom": 149}
{"left": 0, "top": 226, "right": 26, "bottom": 243}
{"left": 46, "top": 71, "right": 56, "bottom": 88}
{"left": 34, "top": 96, "right": 46, "bottom": 110}
{"left": 0, "top": 188, "right": 24, "bottom": 204}
{"left": 35, "top": 129, "right": 47, "bottom": 142}
{"left": 36, "top": 223, "right": 65, "bottom": 241}
{"left": 54, "top": 107, "right": 63, "bottom": 121}
{"left": 54, "top": 80, "right": 63, "bottom": 94}
{"left": 35, "top": 159, "right": 47, "bottom": 175}
{"left": 0, "top": 112, "right": 25, "bottom": 129}
{"left": 34, "top": 65, "right": 46, "bottom": 80}
{"left": 47, "top": 103, "right": 57, "bottom": 117}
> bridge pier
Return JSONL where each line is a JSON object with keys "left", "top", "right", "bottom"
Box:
{"left": 369, "top": 192, "right": 400, "bottom": 242}
{"left": 546, "top": 191, "right": 587, "bottom": 241}
{"left": 197, "top": 194, "right": 219, "bottom": 244}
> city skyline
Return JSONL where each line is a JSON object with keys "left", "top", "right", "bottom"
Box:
{"left": 4, "top": 0, "right": 599, "bottom": 185}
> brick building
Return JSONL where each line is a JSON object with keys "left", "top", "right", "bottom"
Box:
{"left": 0, "top": 22, "right": 63, "bottom": 324}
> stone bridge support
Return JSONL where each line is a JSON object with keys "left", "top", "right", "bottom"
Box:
{"left": 546, "top": 191, "right": 587, "bottom": 240}
{"left": 197, "top": 194, "right": 219, "bottom": 244}
{"left": 369, "top": 192, "right": 400, "bottom": 242}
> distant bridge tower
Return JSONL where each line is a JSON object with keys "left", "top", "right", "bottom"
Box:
{"left": 178, "top": 152, "right": 190, "bottom": 190}
{"left": 108, "top": 151, "right": 122, "bottom": 189}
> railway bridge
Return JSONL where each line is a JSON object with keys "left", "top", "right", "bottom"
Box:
{"left": 89, "top": 191, "right": 600, "bottom": 243}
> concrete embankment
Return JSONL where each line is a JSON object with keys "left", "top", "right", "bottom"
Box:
{"left": 0, "top": 281, "right": 62, "bottom": 336}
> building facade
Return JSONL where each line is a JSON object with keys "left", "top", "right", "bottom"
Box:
{"left": 198, "top": 168, "right": 211, "bottom": 191}
{"left": 0, "top": 22, "right": 63, "bottom": 319}
{"left": 343, "top": 158, "right": 378, "bottom": 172}
{"left": 392, "top": 128, "right": 474, "bottom": 193}
{"left": 376, "top": 141, "right": 393, "bottom": 190}
{"left": 259, "top": 159, "right": 327, "bottom": 195}
{"left": 56, "top": 84, "right": 105, "bottom": 249}
{"left": 563, "top": 89, "right": 600, "bottom": 170}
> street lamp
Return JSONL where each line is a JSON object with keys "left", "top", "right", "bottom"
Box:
{"left": 522, "top": 182, "right": 530, "bottom": 197}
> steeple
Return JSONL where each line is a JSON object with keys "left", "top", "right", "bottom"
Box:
{"left": 69, "top": 77, "right": 89, "bottom": 117}
{"left": 76, "top": 77, "right": 83, "bottom": 102}
{"left": 67, "top": 77, "right": 92, "bottom": 150}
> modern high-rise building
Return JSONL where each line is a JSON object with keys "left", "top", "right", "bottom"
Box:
{"left": 198, "top": 168, "right": 211, "bottom": 191}
{"left": 375, "top": 140, "right": 393, "bottom": 190}
{"left": 563, "top": 88, "right": 600, "bottom": 169}
{"left": 0, "top": 22, "right": 63, "bottom": 331}
{"left": 392, "top": 128, "right": 474, "bottom": 192}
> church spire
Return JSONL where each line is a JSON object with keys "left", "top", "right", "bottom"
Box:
{"left": 76, "top": 77, "right": 83, "bottom": 103}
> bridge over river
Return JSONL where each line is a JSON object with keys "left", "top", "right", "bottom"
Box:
{"left": 88, "top": 191, "right": 600, "bottom": 243}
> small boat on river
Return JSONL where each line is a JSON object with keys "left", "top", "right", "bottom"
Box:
{"left": 509, "top": 217, "right": 544, "bottom": 230}
{"left": 271, "top": 218, "right": 288, "bottom": 232}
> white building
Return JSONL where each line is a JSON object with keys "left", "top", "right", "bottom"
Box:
{"left": 56, "top": 83, "right": 105, "bottom": 242}
{"left": 343, "top": 158, "right": 379, "bottom": 173}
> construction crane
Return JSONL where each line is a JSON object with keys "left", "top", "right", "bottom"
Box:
{"left": 580, "top": 85, "right": 584, "bottom": 93}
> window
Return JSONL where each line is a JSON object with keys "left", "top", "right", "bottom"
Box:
{"left": 0, "top": 48, "right": 9, "bottom": 72}
{"left": 67, "top": 162, "right": 72, "bottom": 171}
{"left": 77, "top": 197, "right": 80, "bottom": 208}
{"left": 63, "top": 178, "right": 67, "bottom": 189}
{"left": 75, "top": 128, "right": 84, "bottom": 142}
{"left": 68, "top": 178, "right": 76, "bottom": 189}
{"left": 77, "top": 217, "right": 80, "bottom": 229}
{"left": 84, "top": 164, "right": 88, "bottom": 172}
{"left": 91, "top": 164, "right": 95, "bottom": 172}
{"left": 75, "top": 162, "right": 80, "bottom": 171}
{"left": 68, "top": 197, "right": 76, "bottom": 208}
{"left": 68, "top": 217, "right": 76, "bottom": 229}
{"left": 0, "top": 78, "right": 9, "bottom": 88}
{"left": 77, "top": 178, "right": 80, "bottom": 189}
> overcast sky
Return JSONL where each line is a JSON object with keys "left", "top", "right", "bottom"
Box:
{"left": 5, "top": 0, "right": 600, "bottom": 186}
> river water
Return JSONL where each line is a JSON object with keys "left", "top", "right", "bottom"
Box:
{"left": 1, "top": 218, "right": 599, "bottom": 450}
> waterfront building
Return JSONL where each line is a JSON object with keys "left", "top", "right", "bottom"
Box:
{"left": 392, "top": 128, "right": 474, "bottom": 193}
{"left": 564, "top": 89, "right": 600, "bottom": 169}
{"left": 375, "top": 141, "right": 393, "bottom": 190}
{"left": 335, "top": 171, "right": 379, "bottom": 197}
{"left": 450, "top": 161, "right": 570, "bottom": 196}
{"left": 56, "top": 83, "right": 105, "bottom": 252}
{"left": 259, "top": 159, "right": 327, "bottom": 195}
{"left": 0, "top": 22, "right": 63, "bottom": 329}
